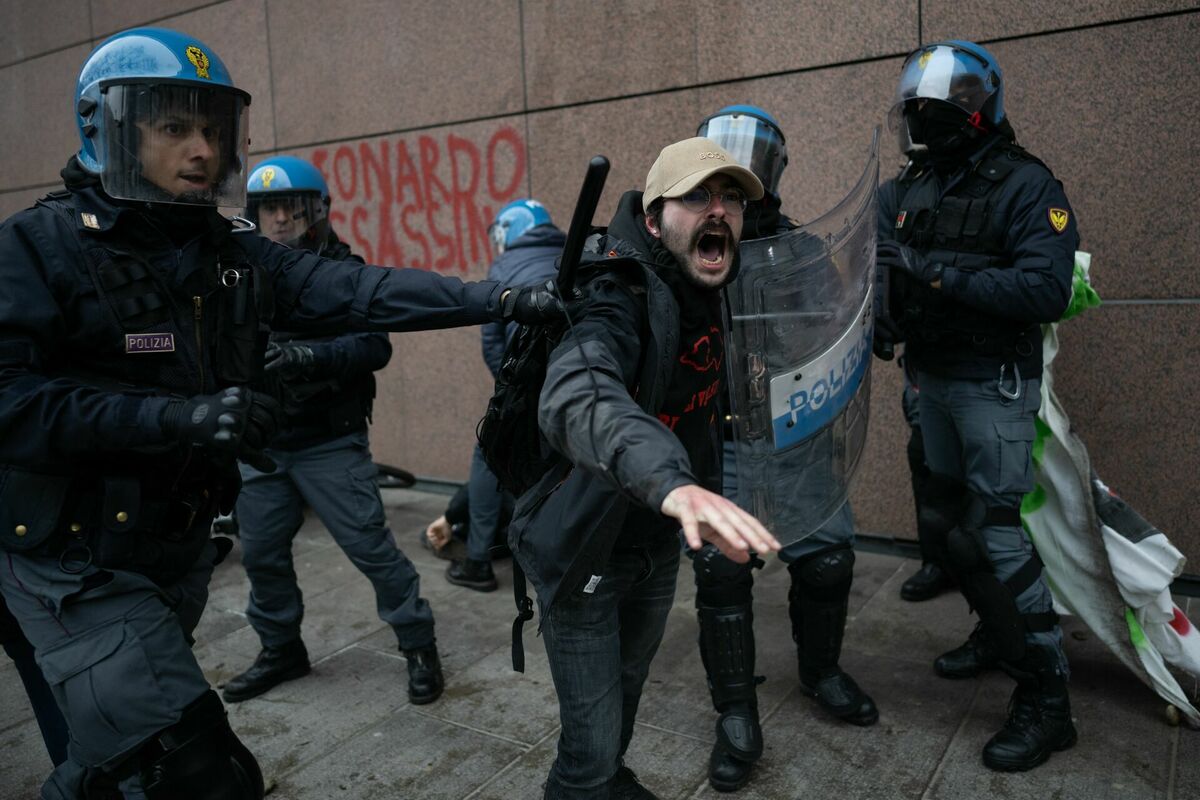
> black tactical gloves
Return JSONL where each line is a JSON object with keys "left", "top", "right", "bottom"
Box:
{"left": 160, "top": 386, "right": 281, "bottom": 472}
{"left": 263, "top": 342, "right": 316, "bottom": 378}
{"left": 877, "top": 241, "right": 945, "bottom": 286}
{"left": 499, "top": 280, "right": 566, "bottom": 325}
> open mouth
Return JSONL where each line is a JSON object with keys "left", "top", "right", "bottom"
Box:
{"left": 696, "top": 229, "right": 729, "bottom": 268}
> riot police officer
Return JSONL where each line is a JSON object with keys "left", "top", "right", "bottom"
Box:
{"left": 220, "top": 156, "right": 445, "bottom": 706}
{"left": 0, "top": 27, "right": 559, "bottom": 799}
{"left": 877, "top": 41, "right": 1079, "bottom": 771}
{"left": 691, "top": 106, "right": 878, "bottom": 793}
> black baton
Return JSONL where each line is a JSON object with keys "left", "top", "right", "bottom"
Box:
{"left": 557, "top": 155, "right": 610, "bottom": 297}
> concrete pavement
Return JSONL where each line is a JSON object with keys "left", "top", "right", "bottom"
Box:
{"left": 3, "top": 487, "right": 1197, "bottom": 799}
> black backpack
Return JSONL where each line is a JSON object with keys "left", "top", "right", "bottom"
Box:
{"left": 475, "top": 312, "right": 567, "bottom": 498}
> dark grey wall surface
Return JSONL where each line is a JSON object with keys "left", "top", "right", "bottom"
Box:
{"left": 2, "top": 1, "right": 1196, "bottom": 563}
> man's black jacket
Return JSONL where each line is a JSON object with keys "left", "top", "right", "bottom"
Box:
{"left": 509, "top": 190, "right": 723, "bottom": 619}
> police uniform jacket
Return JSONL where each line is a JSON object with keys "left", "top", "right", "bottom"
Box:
{"left": 264, "top": 233, "right": 393, "bottom": 451}
{"left": 878, "top": 136, "right": 1080, "bottom": 380}
{"left": 482, "top": 224, "right": 566, "bottom": 378}
{"left": 0, "top": 166, "right": 504, "bottom": 570}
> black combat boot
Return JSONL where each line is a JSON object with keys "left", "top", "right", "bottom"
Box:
{"left": 446, "top": 557, "right": 498, "bottom": 592}
{"left": 935, "top": 621, "right": 999, "bottom": 679}
{"left": 403, "top": 643, "right": 445, "bottom": 705}
{"left": 900, "top": 562, "right": 953, "bottom": 601}
{"left": 982, "top": 646, "right": 1076, "bottom": 771}
{"left": 697, "top": 603, "right": 763, "bottom": 792}
{"left": 221, "top": 638, "right": 310, "bottom": 703}
{"left": 609, "top": 764, "right": 661, "bottom": 799}
{"left": 788, "top": 550, "right": 879, "bottom": 726}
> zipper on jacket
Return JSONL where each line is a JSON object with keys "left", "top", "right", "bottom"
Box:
{"left": 193, "top": 295, "right": 205, "bottom": 391}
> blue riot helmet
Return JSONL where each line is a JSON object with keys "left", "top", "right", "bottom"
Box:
{"left": 887, "top": 41, "right": 1004, "bottom": 156}
{"left": 488, "top": 199, "right": 552, "bottom": 254}
{"left": 697, "top": 105, "right": 788, "bottom": 196}
{"left": 245, "top": 156, "right": 332, "bottom": 252}
{"left": 74, "top": 27, "right": 251, "bottom": 206}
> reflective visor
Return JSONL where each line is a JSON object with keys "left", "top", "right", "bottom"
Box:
{"left": 100, "top": 82, "right": 250, "bottom": 207}
{"left": 245, "top": 191, "right": 328, "bottom": 250}
{"left": 701, "top": 115, "right": 788, "bottom": 196}
{"left": 887, "top": 45, "right": 994, "bottom": 133}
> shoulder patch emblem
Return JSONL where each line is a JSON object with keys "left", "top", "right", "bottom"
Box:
{"left": 1048, "top": 208, "right": 1069, "bottom": 234}
{"left": 895, "top": 210, "right": 907, "bottom": 229}
{"left": 80, "top": 212, "right": 100, "bottom": 229}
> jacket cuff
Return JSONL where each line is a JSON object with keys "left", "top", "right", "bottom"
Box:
{"left": 133, "top": 396, "right": 174, "bottom": 443}
{"left": 644, "top": 474, "right": 697, "bottom": 515}
{"left": 940, "top": 266, "right": 968, "bottom": 297}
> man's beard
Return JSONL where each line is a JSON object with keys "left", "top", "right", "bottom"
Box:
{"left": 659, "top": 217, "right": 736, "bottom": 290}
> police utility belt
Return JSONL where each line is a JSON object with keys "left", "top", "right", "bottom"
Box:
{"left": 0, "top": 468, "right": 221, "bottom": 577}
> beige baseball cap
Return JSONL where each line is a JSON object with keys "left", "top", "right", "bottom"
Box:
{"left": 642, "top": 136, "right": 764, "bottom": 212}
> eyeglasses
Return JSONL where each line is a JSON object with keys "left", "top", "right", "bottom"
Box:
{"left": 675, "top": 185, "right": 748, "bottom": 215}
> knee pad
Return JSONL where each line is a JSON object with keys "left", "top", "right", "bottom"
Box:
{"left": 919, "top": 474, "right": 969, "bottom": 536}
{"left": 137, "top": 691, "right": 264, "bottom": 800}
{"left": 693, "top": 544, "right": 755, "bottom": 607}
{"left": 788, "top": 545, "right": 854, "bottom": 603}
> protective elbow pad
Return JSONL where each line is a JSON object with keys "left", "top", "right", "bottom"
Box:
{"left": 139, "top": 690, "right": 264, "bottom": 800}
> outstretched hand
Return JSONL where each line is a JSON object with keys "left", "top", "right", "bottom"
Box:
{"left": 661, "top": 485, "right": 780, "bottom": 563}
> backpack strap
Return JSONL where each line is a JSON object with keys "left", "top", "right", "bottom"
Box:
{"left": 511, "top": 562, "right": 535, "bottom": 672}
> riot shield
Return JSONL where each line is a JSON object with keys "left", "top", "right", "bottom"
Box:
{"left": 725, "top": 129, "right": 879, "bottom": 545}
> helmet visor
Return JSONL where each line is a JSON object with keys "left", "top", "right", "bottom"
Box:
{"left": 100, "top": 82, "right": 250, "bottom": 207}
{"left": 887, "top": 44, "right": 996, "bottom": 134}
{"left": 245, "top": 191, "right": 329, "bottom": 251}
{"left": 700, "top": 114, "right": 788, "bottom": 196}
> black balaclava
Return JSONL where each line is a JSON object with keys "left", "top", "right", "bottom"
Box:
{"left": 904, "top": 100, "right": 988, "bottom": 172}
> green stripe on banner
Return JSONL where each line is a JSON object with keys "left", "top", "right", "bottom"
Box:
{"left": 1022, "top": 484, "right": 1047, "bottom": 517}
{"left": 1031, "top": 416, "right": 1052, "bottom": 467}
{"left": 1125, "top": 607, "right": 1149, "bottom": 649}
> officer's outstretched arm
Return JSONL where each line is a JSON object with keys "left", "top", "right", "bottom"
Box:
{"left": 245, "top": 237, "right": 559, "bottom": 334}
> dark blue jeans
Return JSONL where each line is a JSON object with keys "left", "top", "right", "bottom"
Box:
{"left": 237, "top": 431, "right": 434, "bottom": 650}
{"left": 541, "top": 533, "right": 680, "bottom": 798}
{"left": 467, "top": 443, "right": 512, "bottom": 562}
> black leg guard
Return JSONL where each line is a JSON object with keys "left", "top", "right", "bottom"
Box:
{"left": 943, "top": 501, "right": 1058, "bottom": 665}
{"left": 693, "top": 547, "right": 762, "bottom": 791}
{"left": 697, "top": 604, "right": 762, "bottom": 753}
{"left": 135, "top": 690, "right": 264, "bottom": 800}
{"left": 788, "top": 546, "right": 878, "bottom": 726}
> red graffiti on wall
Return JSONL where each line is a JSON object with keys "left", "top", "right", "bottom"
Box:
{"left": 309, "top": 127, "right": 526, "bottom": 272}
